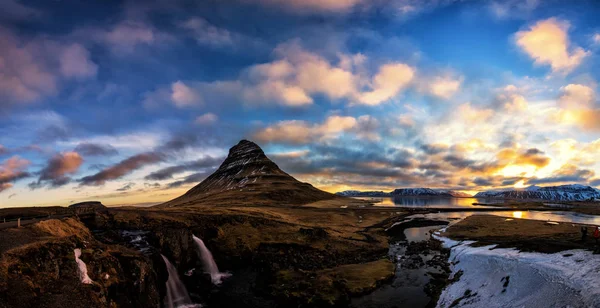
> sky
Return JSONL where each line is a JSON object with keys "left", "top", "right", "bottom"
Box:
{"left": 1, "top": 0, "right": 600, "bottom": 208}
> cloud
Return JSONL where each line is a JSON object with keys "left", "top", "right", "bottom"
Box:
{"left": 253, "top": 115, "right": 360, "bottom": 144}
{"left": 526, "top": 164, "right": 595, "bottom": 185}
{"left": 358, "top": 63, "right": 415, "bottom": 105}
{"left": 144, "top": 41, "right": 415, "bottom": 108}
{"left": 0, "top": 156, "right": 30, "bottom": 193}
{"left": 0, "top": 0, "right": 42, "bottom": 23}
{"left": 171, "top": 81, "right": 202, "bottom": 107}
{"left": 389, "top": 0, "right": 456, "bottom": 20}
{"left": 80, "top": 21, "right": 173, "bottom": 55}
{"left": 74, "top": 143, "right": 119, "bottom": 157}
{"left": 195, "top": 113, "right": 218, "bottom": 125}
{"left": 116, "top": 182, "right": 136, "bottom": 191}
{"left": 456, "top": 102, "right": 494, "bottom": 123}
{"left": 558, "top": 84, "right": 595, "bottom": 108}
{"left": 246, "top": 0, "right": 363, "bottom": 13}
{"left": 79, "top": 152, "right": 164, "bottom": 186}
{"left": 59, "top": 44, "right": 98, "bottom": 79}
{"left": 489, "top": 0, "right": 539, "bottom": 19}
{"left": 0, "top": 27, "right": 97, "bottom": 106}
{"left": 552, "top": 84, "right": 600, "bottom": 131}
{"left": 30, "top": 152, "right": 83, "bottom": 188}
{"left": 426, "top": 75, "right": 462, "bottom": 99}
{"left": 167, "top": 171, "right": 213, "bottom": 188}
{"left": 515, "top": 18, "right": 589, "bottom": 73}
{"left": 144, "top": 156, "right": 223, "bottom": 181}
{"left": 179, "top": 17, "right": 233, "bottom": 47}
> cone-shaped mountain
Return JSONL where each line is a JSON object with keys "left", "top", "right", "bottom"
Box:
{"left": 159, "top": 140, "right": 340, "bottom": 207}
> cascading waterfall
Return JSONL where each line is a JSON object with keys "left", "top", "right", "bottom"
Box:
{"left": 192, "top": 235, "right": 231, "bottom": 285}
{"left": 161, "top": 254, "right": 200, "bottom": 308}
{"left": 74, "top": 249, "right": 93, "bottom": 284}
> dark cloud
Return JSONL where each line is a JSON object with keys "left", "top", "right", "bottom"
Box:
{"left": 590, "top": 179, "right": 600, "bottom": 187}
{"left": 144, "top": 156, "right": 223, "bottom": 180}
{"left": 144, "top": 182, "right": 161, "bottom": 188}
{"left": 116, "top": 182, "right": 136, "bottom": 191}
{"left": 443, "top": 154, "right": 476, "bottom": 169}
{"left": 167, "top": 171, "right": 212, "bottom": 188}
{"left": 526, "top": 165, "right": 595, "bottom": 185}
{"left": 515, "top": 148, "right": 551, "bottom": 168}
{"left": 8, "top": 193, "right": 16, "bottom": 199}
{"left": 473, "top": 177, "right": 493, "bottom": 186}
{"left": 0, "top": 0, "right": 42, "bottom": 23}
{"left": 420, "top": 144, "right": 448, "bottom": 155}
{"left": 79, "top": 152, "right": 165, "bottom": 186}
{"left": 74, "top": 143, "right": 118, "bottom": 156}
{"left": 30, "top": 152, "right": 84, "bottom": 189}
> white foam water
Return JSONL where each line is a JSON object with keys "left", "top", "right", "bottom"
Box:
{"left": 192, "top": 235, "right": 231, "bottom": 285}
{"left": 161, "top": 254, "right": 200, "bottom": 308}
{"left": 73, "top": 248, "right": 93, "bottom": 284}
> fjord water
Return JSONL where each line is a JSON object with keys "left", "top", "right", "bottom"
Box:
{"left": 355, "top": 196, "right": 501, "bottom": 208}
{"left": 192, "top": 235, "right": 231, "bottom": 285}
{"left": 161, "top": 254, "right": 198, "bottom": 308}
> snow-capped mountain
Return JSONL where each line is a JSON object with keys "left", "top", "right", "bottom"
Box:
{"left": 335, "top": 190, "right": 390, "bottom": 197}
{"left": 336, "top": 188, "right": 472, "bottom": 197}
{"left": 475, "top": 184, "right": 600, "bottom": 201}
{"left": 391, "top": 188, "right": 472, "bottom": 198}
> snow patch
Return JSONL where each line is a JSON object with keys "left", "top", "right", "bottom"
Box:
{"left": 434, "top": 237, "right": 600, "bottom": 307}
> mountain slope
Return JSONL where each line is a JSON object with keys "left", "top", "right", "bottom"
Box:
{"left": 475, "top": 184, "right": 600, "bottom": 201}
{"left": 158, "top": 140, "right": 340, "bottom": 207}
{"left": 391, "top": 188, "right": 472, "bottom": 198}
{"left": 336, "top": 191, "right": 391, "bottom": 197}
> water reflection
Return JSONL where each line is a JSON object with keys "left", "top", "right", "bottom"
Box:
{"left": 412, "top": 211, "right": 600, "bottom": 226}
{"left": 355, "top": 196, "right": 501, "bottom": 208}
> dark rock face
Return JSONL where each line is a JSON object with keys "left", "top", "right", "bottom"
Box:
{"left": 159, "top": 140, "right": 340, "bottom": 207}
{"left": 0, "top": 220, "right": 163, "bottom": 308}
{"left": 69, "top": 201, "right": 106, "bottom": 209}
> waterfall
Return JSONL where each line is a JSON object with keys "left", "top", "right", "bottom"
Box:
{"left": 74, "top": 249, "right": 93, "bottom": 284}
{"left": 161, "top": 254, "right": 200, "bottom": 308}
{"left": 192, "top": 235, "right": 231, "bottom": 285}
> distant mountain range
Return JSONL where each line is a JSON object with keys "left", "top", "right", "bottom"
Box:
{"left": 335, "top": 190, "right": 391, "bottom": 197}
{"left": 336, "top": 188, "right": 472, "bottom": 198}
{"left": 475, "top": 184, "right": 600, "bottom": 201}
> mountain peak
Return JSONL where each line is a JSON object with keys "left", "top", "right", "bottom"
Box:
{"left": 158, "top": 140, "right": 340, "bottom": 207}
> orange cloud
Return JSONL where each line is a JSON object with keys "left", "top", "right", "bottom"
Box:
{"left": 515, "top": 18, "right": 589, "bottom": 73}
{"left": 253, "top": 115, "right": 359, "bottom": 144}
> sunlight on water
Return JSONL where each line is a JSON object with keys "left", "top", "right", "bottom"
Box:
{"left": 354, "top": 196, "right": 502, "bottom": 208}
{"left": 513, "top": 211, "right": 523, "bottom": 219}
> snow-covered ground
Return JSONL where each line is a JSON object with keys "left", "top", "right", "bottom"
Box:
{"left": 433, "top": 235, "right": 600, "bottom": 308}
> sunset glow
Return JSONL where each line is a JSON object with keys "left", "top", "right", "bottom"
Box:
{"left": 1, "top": 0, "right": 600, "bottom": 208}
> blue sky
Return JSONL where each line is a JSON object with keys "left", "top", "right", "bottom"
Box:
{"left": 1, "top": 0, "right": 600, "bottom": 207}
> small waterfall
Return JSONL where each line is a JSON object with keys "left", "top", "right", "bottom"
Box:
{"left": 74, "top": 249, "right": 93, "bottom": 284}
{"left": 161, "top": 254, "right": 200, "bottom": 308}
{"left": 192, "top": 235, "right": 231, "bottom": 285}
